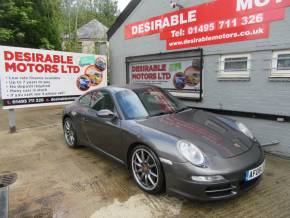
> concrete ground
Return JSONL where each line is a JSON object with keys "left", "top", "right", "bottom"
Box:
{"left": 0, "top": 107, "right": 290, "bottom": 218}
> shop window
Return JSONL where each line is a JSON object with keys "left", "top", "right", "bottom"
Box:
{"left": 219, "top": 54, "right": 250, "bottom": 79}
{"left": 271, "top": 51, "right": 290, "bottom": 78}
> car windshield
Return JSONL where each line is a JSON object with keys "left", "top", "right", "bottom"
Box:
{"left": 115, "top": 87, "right": 189, "bottom": 120}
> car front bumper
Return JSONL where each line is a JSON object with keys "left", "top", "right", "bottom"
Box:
{"left": 165, "top": 169, "right": 263, "bottom": 201}
{"left": 162, "top": 147, "right": 265, "bottom": 201}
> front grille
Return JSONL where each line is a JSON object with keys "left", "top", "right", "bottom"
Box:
{"left": 205, "top": 176, "right": 261, "bottom": 198}
{"left": 205, "top": 183, "right": 236, "bottom": 198}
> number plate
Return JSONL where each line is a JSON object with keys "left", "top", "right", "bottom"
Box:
{"left": 245, "top": 161, "right": 265, "bottom": 182}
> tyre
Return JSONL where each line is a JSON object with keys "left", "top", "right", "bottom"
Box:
{"left": 63, "top": 117, "right": 78, "bottom": 148}
{"left": 130, "top": 145, "right": 165, "bottom": 194}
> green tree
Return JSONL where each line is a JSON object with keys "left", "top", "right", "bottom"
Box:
{"left": 60, "top": 0, "right": 119, "bottom": 52}
{"left": 0, "top": 0, "right": 62, "bottom": 50}
{"left": 96, "top": 0, "right": 118, "bottom": 28}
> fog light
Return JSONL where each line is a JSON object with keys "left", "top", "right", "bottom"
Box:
{"left": 191, "top": 175, "right": 225, "bottom": 182}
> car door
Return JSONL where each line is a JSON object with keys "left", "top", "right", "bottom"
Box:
{"left": 74, "top": 92, "right": 93, "bottom": 145}
{"left": 82, "top": 90, "right": 122, "bottom": 159}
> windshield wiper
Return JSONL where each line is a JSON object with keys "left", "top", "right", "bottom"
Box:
{"left": 175, "top": 106, "right": 192, "bottom": 113}
{"left": 151, "top": 111, "right": 171, "bottom": 117}
{"left": 151, "top": 107, "right": 191, "bottom": 117}
{"left": 135, "top": 116, "right": 150, "bottom": 120}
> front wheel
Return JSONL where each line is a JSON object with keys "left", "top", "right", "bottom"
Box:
{"left": 130, "top": 145, "right": 165, "bottom": 194}
{"left": 63, "top": 117, "right": 78, "bottom": 148}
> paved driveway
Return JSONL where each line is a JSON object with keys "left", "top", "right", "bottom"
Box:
{"left": 0, "top": 107, "right": 290, "bottom": 218}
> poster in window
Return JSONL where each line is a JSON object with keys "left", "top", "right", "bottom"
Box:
{"left": 129, "top": 57, "right": 202, "bottom": 99}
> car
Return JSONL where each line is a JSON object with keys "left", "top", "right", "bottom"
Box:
{"left": 62, "top": 85, "right": 265, "bottom": 201}
{"left": 95, "top": 57, "right": 106, "bottom": 72}
{"left": 79, "top": 77, "right": 90, "bottom": 89}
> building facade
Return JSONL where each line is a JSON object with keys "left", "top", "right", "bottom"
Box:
{"left": 108, "top": 0, "right": 290, "bottom": 156}
{"left": 63, "top": 19, "right": 108, "bottom": 55}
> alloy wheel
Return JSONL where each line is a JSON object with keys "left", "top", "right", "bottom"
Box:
{"left": 64, "top": 120, "right": 75, "bottom": 146}
{"left": 131, "top": 148, "right": 159, "bottom": 191}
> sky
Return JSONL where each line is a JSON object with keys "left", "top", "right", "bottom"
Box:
{"left": 118, "top": 0, "right": 131, "bottom": 11}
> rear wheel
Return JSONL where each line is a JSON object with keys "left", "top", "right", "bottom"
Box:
{"left": 130, "top": 145, "right": 165, "bottom": 194}
{"left": 63, "top": 118, "right": 78, "bottom": 148}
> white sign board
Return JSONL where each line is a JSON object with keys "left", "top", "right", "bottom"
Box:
{"left": 0, "top": 46, "right": 107, "bottom": 109}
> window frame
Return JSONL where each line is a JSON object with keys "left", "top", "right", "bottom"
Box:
{"left": 219, "top": 54, "right": 251, "bottom": 79}
{"left": 271, "top": 50, "right": 290, "bottom": 78}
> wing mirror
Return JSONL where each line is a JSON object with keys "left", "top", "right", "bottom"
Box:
{"left": 96, "top": 109, "right": 117, "bottom": 119}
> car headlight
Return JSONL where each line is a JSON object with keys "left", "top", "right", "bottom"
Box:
{"left": 177, "top": 140, "right": 206, "bottom": 167}
{"left": 236, "top": 122, "right": 254, "bottom": 140}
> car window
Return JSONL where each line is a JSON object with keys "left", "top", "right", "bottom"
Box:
{"left": 115, "top": 90, "right": 149, "bottom": 120}
{"left": 79, "top": 93, "right": 91, "bottom": 107}
{"left": 135, "top": 87, "right": 186, "bottom": 116}
{"left": 116, "top": 87, "right": 187, "bottom": 120}
{"left": 137, "top": 90, "right": 176, "bottom": 114}
{"left": 90, "top": 90, "right": 115, "bottom": 112}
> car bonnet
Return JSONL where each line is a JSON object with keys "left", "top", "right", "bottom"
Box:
{"left": 137, "top": 109, "right": 254, "bottom": 159}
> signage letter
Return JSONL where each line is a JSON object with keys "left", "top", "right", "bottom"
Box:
{"left": 236, "top": 0, "right": 253, "bottom": 11}
{"left": 4, "top": 51, "right": 14, "bottom": 61}
{"left": 188, "top": 10, "right": 197, "bottom": 23}
{"left": 132, "top": 26, "right": 138, "bottom": 35}
{"left": 255, "top": 0, "right": 270, "bottom": 7}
